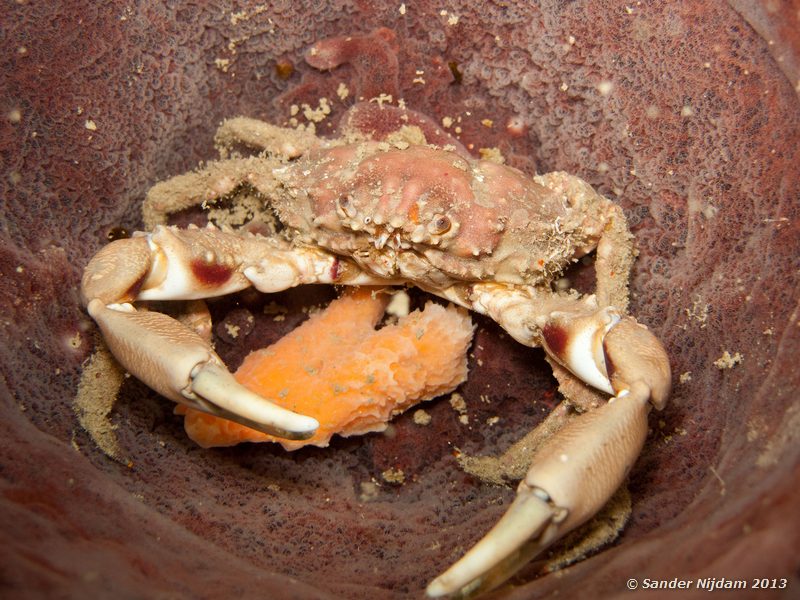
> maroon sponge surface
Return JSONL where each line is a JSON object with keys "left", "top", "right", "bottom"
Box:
{"left": 1, "top": 2, "right": 798, "bottom": 599}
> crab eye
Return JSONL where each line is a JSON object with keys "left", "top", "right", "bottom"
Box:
{"left": 337, "top": 195, "right": 357, "bottom": 218}
{"left": 428, "top": 214, "right": 451, "bottom": 235}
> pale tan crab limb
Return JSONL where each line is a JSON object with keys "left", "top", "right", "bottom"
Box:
{"left": 535, "top": 172, "right": 635, "bottom": 311}
{"left": 214, "top": 117, "right": 322, "bottom": 159}
{"left": 85, "top": 300, "right": 318, "bottom": 440}
{"left": 429, "top": 282, "right": 573, "bottom": 346}
{"left": 439, "top": 282, "right": 667, "bottom": 401}
{"left": 593, "top": 204, "right": 636, "bottom": 311}
{"left": 80, "top": 236, "right": 154, "bottom": 305}
{"left": 445, "top": 283, "right": 613, "bottom": 392}
{"left": 142, "top": 157, "right": 278, "bottom": 228}
{"left": 146, "top": 121, "right": 322, "bottom": 228}
{"left": 81, "top": 225, "right": 386, "bottom": 438}
{"left": 602, "top": 316, "right": 671, "bottom": 410}
{"left": 426, "top": 384, "right": 651, "bottom": 598}
{"left": 427, "top": 284, "right": 670, "bottom": 597}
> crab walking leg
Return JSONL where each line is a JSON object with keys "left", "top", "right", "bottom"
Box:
{"left": 214, "top": 117, "right": 323, "bottom": 159}
{"left": 427, "top": 284, "right": 670, "bottom": 597}
{"left": 593, "top": 204, "right": 635, "bottom": 311}
{"left": 81, "top": 225, "right": 388, "bottom": 438}
{"left": 535, "top": 172, "right": 635, "bottom": 311}
{"left": 142, "top": 158, "right": 277, "bottom": 228}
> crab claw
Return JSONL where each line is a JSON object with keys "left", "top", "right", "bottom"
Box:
{"left": 86, "top": 300, "right": 319, "bottom": 440}
{"left": 538, "top": 305, "right": 620, "bottom": 395}
{"left": 427, "top": 388, "right": 651, "bottom": 598}
{"left": 427, "top": 313, "right": 670, "bottom": 598}
{"left": 79, "top": 228, "right": 336, "bottom": 440}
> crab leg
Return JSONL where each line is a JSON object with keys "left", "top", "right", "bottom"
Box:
{"left": 427, "top": 284, "right": 670, "bottom": 597}
{"left": 143, "top": 120, "right": 327, "bottom": 228}
{"left": 142, "top": 158, "right": 273, "bottom": 229}
{"left": 81, "top": 224, "right": 386, "bottom": 439}
{"left": 214, "top": 117, "right": 323, "bottom": 159}
{"left": 534, "top": 172, "right": 636, "bottom": 312}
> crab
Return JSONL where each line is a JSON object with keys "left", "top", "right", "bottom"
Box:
{"left": 80, "top": 114, "right": 670, "bottom": 598}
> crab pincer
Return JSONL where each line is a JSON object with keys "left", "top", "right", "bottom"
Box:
{"left": 79, "top": 228, "right": 334, "bottom": 440}
{"left": 427, "top": 313, "right": 670, "bottom": 598}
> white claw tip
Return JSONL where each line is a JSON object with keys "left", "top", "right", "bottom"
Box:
{"left": 189, "top": 362, "right": 319, "bottom": 440}
{"left": 291, "top": 415, "right": 320, "bottom": 436}
{"left": 425, "top": 579, "right": 448, "bottom": 598}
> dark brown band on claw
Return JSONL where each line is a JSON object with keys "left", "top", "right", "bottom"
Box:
{"left": 330, "top": 257, "right": 341, "bottom": 281}
{"left": 190, "top": 259, "right": 234, "bottom": 287}
{"left": 541, "top": 322, "right": 568, "bottom": 357}
{"left": 124, "top": 271, "right": 148, "bottom": 302}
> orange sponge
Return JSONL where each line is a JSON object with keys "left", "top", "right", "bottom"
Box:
{"left": 178, "top": 287, "right": 474, "bottom": 450}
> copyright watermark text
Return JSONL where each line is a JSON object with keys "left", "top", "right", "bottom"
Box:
{"left": 626, "top": 577, "right": 789, "bottom": 592}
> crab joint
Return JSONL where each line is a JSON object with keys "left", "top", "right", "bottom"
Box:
{"left": 602, "top": 316, "right": 671, "bottom": 410}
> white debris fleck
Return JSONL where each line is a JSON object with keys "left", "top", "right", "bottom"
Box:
{"left": 413, "top": 409, "right": 432, "bottom": 426}
{"left": 702, "top": 204, "right": 718, "bottom": 219}
{"left": 359, "top": 480, "right": 380, "bottom": 501}
{"left": 381, "top": 468, "right": 405, "bottom": 484}
{"left": 369, "top": 93, "right": 393, "bottom": 106}
{"left": 597, "top": 80, "right": 614, "bottom": 96}
{"left": 556, "top": 276, "right": 571, "bottom": 292}
{"left": 685, "top": 295, "right": 709, "bottom": 328}
{"left": 386, "top": 290, "right": 410, "bottom": 318}
{"left": 301, "top": 98, "right": 332, "bottom": 123}
{"left": 714, "top": 351, "right": 743, "bottom": 370}
{"left": 449, "top": 392, "right": 467, "bottom": 414}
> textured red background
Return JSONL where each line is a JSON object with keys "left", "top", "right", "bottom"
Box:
{"left": 1, "top": 2, "right": 798, "bottom": 598}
